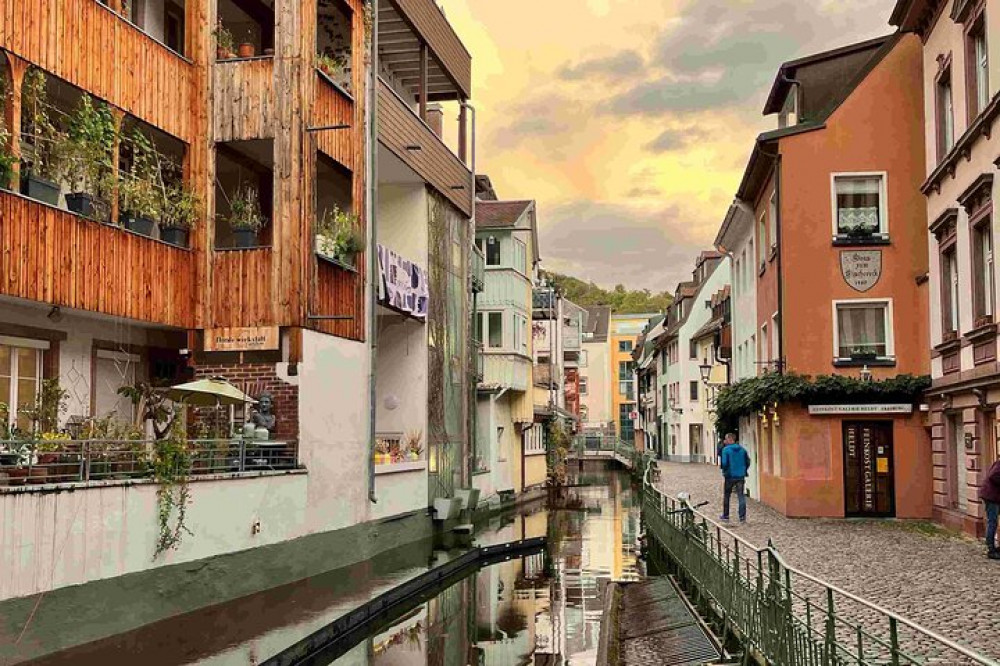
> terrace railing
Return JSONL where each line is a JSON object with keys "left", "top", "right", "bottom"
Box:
{"left": 0, "top": 438, "right": 300, "bottom": 487}
{"left": 640, "top": 461, "right": 999, "bottom": 666}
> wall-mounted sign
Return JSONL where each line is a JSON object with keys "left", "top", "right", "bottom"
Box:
{"left": 204, "top": 326, "right": 280, "bottom": 352}
{"left": 840, "top": 250, "right": 882, "bottom": 292}
{"left": 808, "top": 404, "right": 912, "bottom": 415}
{"left": 377, "top": 244, "right": 429, "bottom": 320}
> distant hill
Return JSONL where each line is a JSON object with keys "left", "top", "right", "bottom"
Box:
{"left": 540, "top": 270, "right": 673, "bottom": 313}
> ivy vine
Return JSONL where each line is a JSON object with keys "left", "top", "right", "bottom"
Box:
{"left": 153, "top": 418, "right": 193, "bottom": 558}
{"left": 714, "top": 373, "right": 931, "bottom": 434}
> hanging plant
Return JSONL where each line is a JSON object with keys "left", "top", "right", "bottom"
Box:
{"left": 62, "top": 94, "right": 117, "bottom": 220}
{"left": 153, "top": 417, "right": 193, "bottom": 558}
{"left": 21, "top": 68, "right": 65, "bottom": 204}
{"left": 316, "top": 204, "right": 364, "bottom": 265}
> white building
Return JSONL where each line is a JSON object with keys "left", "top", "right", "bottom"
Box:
{"left": 580, "top": 306, "right": 612, "bottom": 430}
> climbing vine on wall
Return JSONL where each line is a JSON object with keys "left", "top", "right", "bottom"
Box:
{"left": 153, "top": 417, "right": 193, "bottom": 558}
{"left": 714, "top": 373, "right": 931, "bottom": 435}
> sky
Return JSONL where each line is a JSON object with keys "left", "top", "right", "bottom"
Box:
{"left": 437, "top": 0, "right": 898, "bottom": 292}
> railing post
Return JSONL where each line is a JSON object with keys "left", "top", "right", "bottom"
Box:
{"left": 239, "top": 439, "right": 246, "bottom": 472}
{"left": 889, "top": 617, "right": 900, "bottom": 666}
{"left": 824, "top": 587, "right": 836, "bottom": 666}
{"left": 82, "top": 440, "right": 90, "bottom": 482}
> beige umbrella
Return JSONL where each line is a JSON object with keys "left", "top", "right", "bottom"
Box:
{"left": 163, "top": 377, "right": 257, "bottom": 407}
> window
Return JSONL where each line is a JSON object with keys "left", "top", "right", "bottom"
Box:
{"left": 968, "top": 13, "right": 990, "bottom": 120}
{"left": 524, "top": 423, "right": 546, "bottom": 455}
{"left": 579, "top": 377, "right": 588, "bottom": 395}
{"left": 482, "top": 236, "right": 500, "bottom": 266}
{"left": 619, "top": 340, "right": 633, "bottom": 352}
{"left": 771, "top": 313, "right": 780, "bottom": 364}
{"left": 660, "top": 349, "right": 668, "bottom": 373}
{"left": 937, "top": 64, "right": 955, "bottom": 161}
{"left": 760, "top": 323, "right": 769, "bottom": 366}
{"left": 768, "top": 190, "right": 778, "bottom": 251}
{"left": 513, "top": 238, "right": 527, "bottom": 274}
{"left": 757, "top": 214, "right": 767, "bottom": 267}
{"left": 689, "top": 380, "right": 699, "bottom": 402}
{"left": 662, "top": 384, "right": 669, "bottom": 408}
{"left": 835, "top": 300, "right": 893, "bottom": 360}
{"left": 833, "top": 174, "right": 886, "bottom": 237}
{"left": 973, "top": 215, "right": 995, "bottom": 324}
{"left": 0, "top": 343, "right": 44, "bottom": 433}
{"left": 689, "top": 339, "right": 698, "bottom": 359}
{"left": 942, "top": 245, "right": 960, "bottom": 335}
{"left": 513, "top": 314, "right": 528, "bottom": 353}
{"left": 579, "top": 350, "right": 588, "bottom": 367}
{"left": 484, "top": 312, "right": 503, "bottom": 349}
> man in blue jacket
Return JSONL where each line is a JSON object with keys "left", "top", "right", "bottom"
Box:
{"left": 719, "top": 432, "right": 751, "bottom": 523}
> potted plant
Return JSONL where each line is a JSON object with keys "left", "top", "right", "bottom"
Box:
{"left": 160, "top": 183, "right": 199, "bottom": 247}
{"left": 62, "top": 94, "right": 116, "bottom": 221}
{"left": 119, "top": 130, "right": 161, "bottom": 236}
{"left": 238, "top": 30, "right": 256, "bottom": 58}
{"left": 405, "top": 430, "right": 423, "bottom": 461}
{"left": 374, "top": 439, "right": 391, "bottom": 466}
{"left": 214, "top": 22, "right": 235, "bottom": 60}
{"left": 849, "top": 347, "right": 878, "bottom": 362}
{"left": 316, "top": 205, "right": 365, "bottom": 266}
{"left": 317, "top": 53, "right": 351, "bottom": 90}
{"left": 20, "top": 68, "right": 63, "bottom": 206}
{"left": 228, "top": 183, "right": 265, "bottom": 248}
{"left": 0, "top": 127, "right": 15, "bottom": 191}
{"left": 845, "top": 223, "right": 877, "bottom": 240}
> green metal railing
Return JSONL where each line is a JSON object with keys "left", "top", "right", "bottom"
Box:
{"left": 569, "top": 435, "right": 653, "bottom": 472}
{"left": 640, "top": 461, "right": 999, "bottom": 666}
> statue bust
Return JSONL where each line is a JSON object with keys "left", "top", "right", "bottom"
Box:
{"left": 250, "top": 392, "right": 277, "bottom": 433}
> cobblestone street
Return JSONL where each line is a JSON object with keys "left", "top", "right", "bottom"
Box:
{"left": 656, "top": 461, "right": 1000, "bottom": 660}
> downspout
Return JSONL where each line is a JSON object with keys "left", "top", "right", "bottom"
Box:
{"left": 775, "top": 154, "right": 784, "bottom": 375}
{"left": 462, "top": 100, "right": 477, "bottom": 486}
{"left": 367, "top": 1, "right": 379, "bottom": 504}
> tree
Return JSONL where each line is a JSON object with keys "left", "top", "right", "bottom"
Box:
{"left": 540, "top": 270, "right": 673, "bottom": 312}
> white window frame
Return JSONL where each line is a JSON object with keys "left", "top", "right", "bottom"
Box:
{"left": 0, "top": 342, "right": 46, "bottom": 431}
{"left": 579, "top": 376, "right": 588, "bottom": 395}
{"left": 513, "top": 238, "right": 527, "bottom": 275}
{"left": 768, "top": 190, "right": 778, "bottom": 252}
{"left": 483, "top": 235, "right": 501, "bottom": 267}
{"left": 480, "top": 310, "right": 504, "bottom": 349}
{"left": 771, "top": 312, "right": 779, "bottom": 365}
{"left": 757, "top": 214, "right": 767, "bottom": 268}
{"left": 513, "top": 313, "right": 528, "bottom": 354}
{"left": 832, "top": 298, "right": 895, "bottom": 361}
{"left": 760, "top": 323, "right": 769, "bottom": 366}
{"left": 830, "top": 172, "right": 889, "bottom": 239}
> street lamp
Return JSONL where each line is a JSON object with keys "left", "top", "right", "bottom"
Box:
{"left": 699, "top": 361, "right": 712, "bottom": 384}
{"left": 860, "top": 365, "right": 873, "bottom": 383}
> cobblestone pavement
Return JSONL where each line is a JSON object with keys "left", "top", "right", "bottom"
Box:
{"left": 655, "top": 461, "right": 1000, "bottom": 661}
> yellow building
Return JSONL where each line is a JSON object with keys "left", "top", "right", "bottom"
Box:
{"left": 610, "top": 313, "right": 658, "bottom": 446}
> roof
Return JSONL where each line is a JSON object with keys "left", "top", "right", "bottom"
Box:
{"left": 762, "top": 35, "right": 892, "bottom": 114}
{"left": 691, "top": 316, "right": 724, "bottom": 342}
{"left": 696, "top": 250, "right": 723, "bottom": 266}
{"left": 475, "top": 200, "right": 532, "bottom": 228}
{"left": 890, "top": 0, "right": 944, "bottom": 33}
{"left": 584, "top": 306, "right": 611, "bottom": 343}
{"left": 475, "top": 174, "right": 498, "bottom": 201}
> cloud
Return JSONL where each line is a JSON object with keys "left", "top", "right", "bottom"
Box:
{"left": 539, "top": 200, "right": 711, "bottom": 291}
{"left": 643, "top": 127, "right": 708, "bottom": 153}
{"left": 557, "top": 50, "right": 645, "bottom": 82}
{"left": 599, "top": 0, "right": 896, "bottom": 117}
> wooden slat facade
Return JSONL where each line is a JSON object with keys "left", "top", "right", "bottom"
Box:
{"left": 0, "top": 191, "right": 195, "bottom": 328}
{"left": 210, "top": 249, "right": 274, "bottom": 327}
{"left": 0, "top": 0, "right": 194, "bottom": 142}
{"left": 213, "top": 58, "right": 276, "bottom": 142}
{"left": 377, "top": 79, "right": 472, "bottom": 216}
{"left": 390, "top": 0, "right": 472, "bottom": 98}
{"left": 312, "top": 73, "right": 355, "bottom": 170}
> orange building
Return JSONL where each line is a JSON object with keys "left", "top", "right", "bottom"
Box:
{"left": 726, "top": 34, "right": 932, "bottom": 518}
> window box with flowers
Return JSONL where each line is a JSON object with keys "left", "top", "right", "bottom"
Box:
{"left": 374, "top": 431, "right": 426, "bottom": 474}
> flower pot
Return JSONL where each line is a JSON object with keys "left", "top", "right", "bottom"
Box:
{"left": 22, "top": 173, "right": 60, "bottom": 206}
{"left": 66, "top": 192, "right": 102, "bottom": 219}
{"left": 122, "top": 212, "right": 156, "bottom": 237}
{"left": 216, "top": 47, "right": 229, "bottom": 60}
{"left": 160, "top": 227, "right": 189, "bottom": 247}
{"left": 5, "top": 467, "right": 28, "bottom": 486}
{"left": 263, "top": 48, "right": 275, "bottom": 56}
{"left": 233, "top": 229, "right": 258, "bottom": 248}
{"left": 238, "top": 43, "right": 255, "bottom": 58}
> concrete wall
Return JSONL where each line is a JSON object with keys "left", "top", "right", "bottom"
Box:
{"left": 580, "top": 340, "right": 610, "bottom": 425}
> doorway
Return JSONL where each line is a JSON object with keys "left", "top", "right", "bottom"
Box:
{"left": 843, "top": 421, "right": 895, "bottom": 517}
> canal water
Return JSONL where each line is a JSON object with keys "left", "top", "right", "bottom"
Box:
{"left": 29, "top": 467, "right": 640, "bottom": 666}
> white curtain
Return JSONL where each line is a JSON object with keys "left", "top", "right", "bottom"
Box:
{"left": 838, "top": 305, "right": 886, "bottom": 356}
{"left": 837, "top": 177, "right": 880, "bottom": 232}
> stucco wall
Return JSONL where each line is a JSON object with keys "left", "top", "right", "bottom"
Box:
{"left": 580, "top": 340, "right": 610, "bottom": 425}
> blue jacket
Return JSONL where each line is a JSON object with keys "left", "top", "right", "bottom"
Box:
{"left": 720, "top": 443, "right": 751, "bottom": 480}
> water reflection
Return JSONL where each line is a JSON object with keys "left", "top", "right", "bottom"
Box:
{"left": 337, "top": 468, "right": 641, "bottom": 666}
{"left": 23, "top": 469, "right": 639, "bottom": 666}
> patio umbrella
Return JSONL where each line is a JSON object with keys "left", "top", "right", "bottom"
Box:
{"left": 163, "top": 377, "right": 257, "bottom": 407}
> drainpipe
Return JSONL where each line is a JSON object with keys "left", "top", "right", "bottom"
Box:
{"left": 367, "top": 1, "right": 380, "bottom": 504}
{"left": 774, "top": 154, "right": 784, "bottom": 375}
{"left": 462, "top": 100, "right": 477, "bottom": 486}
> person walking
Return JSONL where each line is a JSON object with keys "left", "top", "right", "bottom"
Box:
{"left": 980, "top": 458, "right": 1000, "bottom": 560}
{"left": 719, "top": 432, "right": 751, "bottom": 523}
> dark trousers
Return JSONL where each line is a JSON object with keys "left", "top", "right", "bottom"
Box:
{"left": 986, "top": 500, "right": 999, "bottom": 554}
{"left": 723, "top": 478, "right": 747, "bottom": 521}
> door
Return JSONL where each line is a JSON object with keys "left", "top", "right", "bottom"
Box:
{"left": 843, "top": 421, "right": 895, "bottom": 517}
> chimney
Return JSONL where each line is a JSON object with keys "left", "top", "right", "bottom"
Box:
{"left": 427, "top": 103, "right": 444, "bottom": 137}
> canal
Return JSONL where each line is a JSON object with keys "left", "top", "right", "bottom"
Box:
{"left": 28, "top": 467, "right": 641, "bottom": 665}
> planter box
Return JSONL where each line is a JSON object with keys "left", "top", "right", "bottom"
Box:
{"left": 432, "top": 497, "right": 462, "bottom": 521}
{"left": 160, "top": 227, "right": 189, "bottom": 247}
{"left": 233, "top": 229, "right": 258, "bottom": 248}
{"left": 122, "top": 213, "right": 156, "bottom": 237}
{"left": 454, "top": 487, "right": 481, "bottom": 510}
{"left": 66, "top": 192, "right": 102, "bottom": 219}
{"left": 22, "top": 174, "right": 60, "bottom": 206}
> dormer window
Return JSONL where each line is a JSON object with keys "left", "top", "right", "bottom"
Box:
{"left": 778, "top": 86, "right": 799, "bottom": 128}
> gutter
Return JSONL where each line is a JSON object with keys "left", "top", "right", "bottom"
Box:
{"left": 367, "top": 3, "right": 380, "bottom": 504}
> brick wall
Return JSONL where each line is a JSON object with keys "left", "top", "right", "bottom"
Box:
{"left": 193, "top": 363, "right": 299, "bottom": 440}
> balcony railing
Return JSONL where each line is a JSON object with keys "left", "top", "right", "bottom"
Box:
{"left": 214, "top": 57, "right": 277, "bottom": 142}
{"left": 471, "top": 243, "right": 485, "bottom": 292}
{"left": 0, "top": 438, "right": 300, "bottom": 487}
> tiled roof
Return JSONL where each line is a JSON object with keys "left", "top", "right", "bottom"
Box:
{"left": 475, "top": 200, "right": 533, "bottom": 228}
{"left": 584, "top": 306, "right": 611, "bottom": 342}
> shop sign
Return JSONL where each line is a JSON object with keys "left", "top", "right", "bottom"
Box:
{"left": 808, "top": 404, "right": 912, "bottom": 415}
{"left": 204, "top": 326, "right": 280, "bottom": 352}
{"left": 377, "top": 244, "right": 429, "bottom": 320}
{"left": 840, "top": 250, "right": 882, "bottom": 292}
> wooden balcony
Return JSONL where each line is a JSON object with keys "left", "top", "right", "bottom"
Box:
{"left": 214, "top": 57, "right": 276, "bottom": 142}
{"left": 0, "top": 190, "right": 195, "bottom": 328}
{"left": 377, "top": 79, "right": 471, "bottom": 216}
{"left": 0, "top": 0, "right": 195, "bottom": 142}
{"left": 382, "top": 0, "right": 472, "bottom": 100}
{"left": 211, "top": 248, "right": 274, "bottom": 328}
{"left": 313, "top": 71, "right": 356, "bottom": 170}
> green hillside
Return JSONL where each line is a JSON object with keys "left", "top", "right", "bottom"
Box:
{"left": 540, "top": 270, "right": 673, "bottom": 313}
